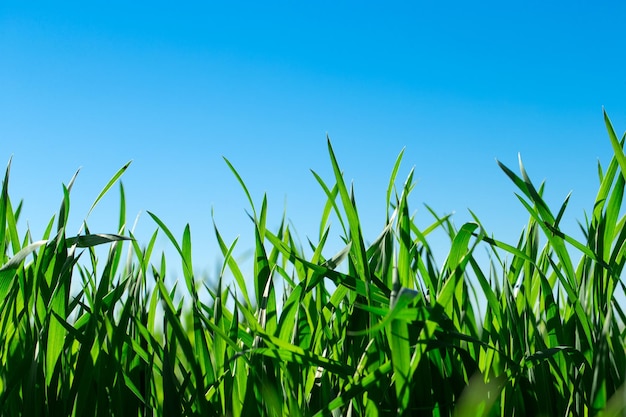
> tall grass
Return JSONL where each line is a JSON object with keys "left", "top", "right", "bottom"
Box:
{"left": 0, "top": 111, "right": 625, "bottom": 416}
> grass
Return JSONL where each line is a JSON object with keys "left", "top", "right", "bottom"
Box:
{"left": 0, "top": 110, "right": 625, "bottom": 416}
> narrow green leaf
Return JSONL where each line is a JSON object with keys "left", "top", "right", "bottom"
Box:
{"left": 65, "top": 233, "right": 131, "bottom": 248}
{"left": 0, "top": 157, "right": 11, "bottom": 264}
{"left": 326, "top": 138, "right": 370, "bottom": 283}
{"left": 386, "top": 147, "right": 405, "bottom": 219}
{"left": 86, "top": 160, "right": 132, "bottom": 219}
{"left": 223, "top": 157, "right": 257, "bottom": 220}
{"left": 446, "top": 222, "right": 479, "bottom": 272}
{"left": 311, "top": 169, "right": 346, "bottom": 238}
{"left": 605, "top": 110, "right": 626, "bottom": 180}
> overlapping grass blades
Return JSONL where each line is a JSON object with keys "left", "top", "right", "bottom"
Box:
{"left": 0, "top": 112, "right": 625, "bottom": 415}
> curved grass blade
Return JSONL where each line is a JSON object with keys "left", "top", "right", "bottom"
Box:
{"left": 0, "top": 240, "right": 47, "bottom": 301}
{"left": 605, "top": 110, "right": 626, "bottom": 180}
{"left": 326, "top": 138, "right": 370, "bottom": 284}
{"left": 65, "top": 233, "right": 131, "bottom": 248}
{"left": 85, "top": 160, "right": 132, "bottom": 220}
{"left": 310, "top": 169, "right": 346, "bottom": 239}
{"left": 223, "top": 157, "right": 257, "bottom": 221}
{"left": 386, "top": 147, "right": 406, "bottom": 219}
{"left": 0, "top": 157, "right": 11, "bottom": 264}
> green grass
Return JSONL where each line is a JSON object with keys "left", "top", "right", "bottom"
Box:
{"left": 1, "top": 110, "right": 625, "bottom": 416}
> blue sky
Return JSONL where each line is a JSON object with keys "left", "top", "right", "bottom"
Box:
{"left": 1, "top": 1, "right": 626, "bottom": 279}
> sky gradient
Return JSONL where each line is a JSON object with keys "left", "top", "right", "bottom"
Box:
{"left": 1, "top": 1, "right": 626, "bottom": 279}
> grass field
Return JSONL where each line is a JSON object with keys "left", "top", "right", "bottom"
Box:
{"left": 1, "top": 111, "right": 625, "bottom": 416}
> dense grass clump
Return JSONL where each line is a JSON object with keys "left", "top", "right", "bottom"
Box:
{"left": 1, "top": 111, "right": 625, "bottom": 416}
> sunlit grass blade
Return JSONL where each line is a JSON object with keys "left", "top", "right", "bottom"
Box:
{"left": 84, "top": 160, "right": 132, "bottom": 220}
{"left": 310, "top": 169, "right": 347, "bottom": 242}
{"left": 326, "top": 138, "right": 370, "bottom": 284}
{"left": 386, "top": 147, "right": 405, "bottom": 218}
{"left": 223, "top": 156, "right": 257, "bottom": 221}
{"left": 0, "top": 157, "right": 11, "bottom": 263}
{"left": 0, "top": 240, "right": 47, "bottom": 300}
{"left": 605, "top": 110, "right": 626, "bottom": 179}
{"left": 65, "top": 233, "right": 131, "bottom": 248}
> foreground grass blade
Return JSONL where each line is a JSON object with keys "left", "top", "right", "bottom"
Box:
{"left": 85, "top": 161, "right": 132, "bottom": 220}
{"left": 0, "top": 158, "right": 11, "bottom": 264}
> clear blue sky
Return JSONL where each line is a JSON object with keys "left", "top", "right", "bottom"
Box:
{"left": 1, "top": 1, "right": 625, "bottom": 279}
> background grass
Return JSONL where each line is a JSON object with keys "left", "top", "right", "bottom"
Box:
{"left": 1, "top": 112, "right": 625, "bottom": 416}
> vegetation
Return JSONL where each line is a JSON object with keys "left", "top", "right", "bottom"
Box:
{"left": 0, "top": 111, "right": 625, "bottom": 416}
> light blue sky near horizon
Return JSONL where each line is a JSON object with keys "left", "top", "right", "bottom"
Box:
{"left": 1, "top": 1, "right": 626, "bottom": 281}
